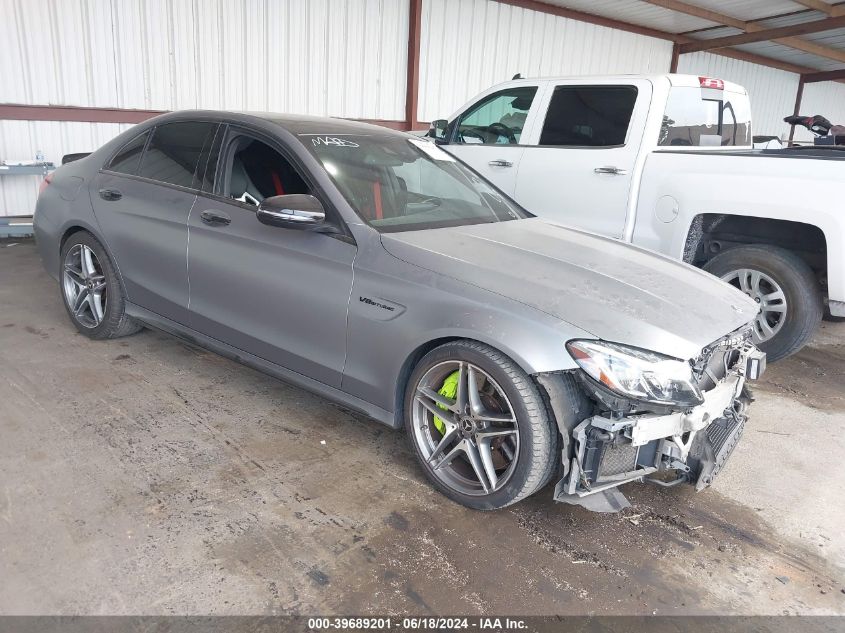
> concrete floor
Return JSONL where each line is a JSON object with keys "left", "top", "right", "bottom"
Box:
{"left": 1, "top": 238, "right": 844, "bottom": 615}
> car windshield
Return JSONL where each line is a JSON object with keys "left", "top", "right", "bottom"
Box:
{"left": 298, "top": 133, "right": 529, "bottom": 232}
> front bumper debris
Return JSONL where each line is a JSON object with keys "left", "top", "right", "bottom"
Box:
{"left": 545, "top": 338, "right": 763, "bottom": 513}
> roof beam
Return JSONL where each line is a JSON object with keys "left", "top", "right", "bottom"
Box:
{"left": 679, "top": 15, "right": 845, "bottom": 53}
{"left": 496, "top": 1, "right": 839, "bottom": 80}
{"left": 644, "top": 0, "right": 845, "bottom": 64}
{"left": 791, "top": 0, "right": 845, "bottom": 17}
{"left": 803, "top": 68, "right": 845, "bottom": 81}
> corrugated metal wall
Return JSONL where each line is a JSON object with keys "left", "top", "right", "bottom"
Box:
{"left": 676, "top": 51, "right": 800, "bottom": 139}
{"left": 0, "top": 0, "right": 409, "bottom": 216}
{"left": 0, "top": 0, "right": 408, "bottom": 114}
{"left": 0, "top": 120, "right": 133, "bottom": 218}
{"left": 2, "top": 0, "right": 845, "bottom": 216}
{"left": 417, "top": 0, "right": 674, "bottom": 123}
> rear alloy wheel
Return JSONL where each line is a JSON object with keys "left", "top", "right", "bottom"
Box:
{"left": 60, "top": 231, "right": 142, "bottom": 339}
{"left": 704, "top": 245, "right": 822, "bottom": 362}
{"left": 63, "top": 243, "right": 108, "bottom": 329}
{"left": 719, "top": 268, "right": 787, "bottom": 342}
{"left": 405, "top": 341, "right": 558, "bottom": 510}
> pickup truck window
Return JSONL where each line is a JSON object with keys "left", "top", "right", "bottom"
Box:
{"left": 455, "top": 87, "right": 537, "bottom": 145}
{"left": 539, "top": 86, "right": 638, "bottom": 147}
{"left": 659, "top": 87, "right": 752, "bottom": 147}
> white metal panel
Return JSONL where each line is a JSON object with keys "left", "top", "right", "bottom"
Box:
{"left": 0, "top": 121, "right": 132, "bottom": 217}
{"left": 677, "top": 51, "right": 800, "bottom": 138}
{"left": 418, "top": 0, "right": 674, "bottom": 123}
{"left": 684, "top": 0, "right": 808, "bottom": 21}
{"left": 794, "top": 81, "right": 845, "bottom": 142}
{"left": 0, "top": 0, "right": 408, "bottom": 119}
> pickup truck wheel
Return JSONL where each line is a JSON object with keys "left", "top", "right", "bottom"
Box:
{"left": 704, "top": 245, "right": 822, "bottom": 362}
{"left": 404, "top": 340, "right": 559, "bottom": 510}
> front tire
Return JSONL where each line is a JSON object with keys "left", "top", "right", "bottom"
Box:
{"left": 404, "top": 340, "right": 558, "bottom": 510}
{"left": 60, "top": 231, "right": 142, "bottom": 339}
{"left": 703, "top": 245, "right": 822, "bottom": 362}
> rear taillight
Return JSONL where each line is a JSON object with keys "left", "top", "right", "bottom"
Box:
{"left": 38, "top": 172, "right": 53, "bottom": 196}
{"left": 699, "top": 76, "right": 725, "bottom": 90}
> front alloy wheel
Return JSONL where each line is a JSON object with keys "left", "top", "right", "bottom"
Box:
{"left": 412, "top": 360, "right": 519, "bottom": 495}
{"left": 404, "top": 340, "right": 559, "bottom": 510}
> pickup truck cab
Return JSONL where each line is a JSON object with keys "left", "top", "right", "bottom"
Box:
{"left": 430, "top": 74, "right": 844, "bottom": 361}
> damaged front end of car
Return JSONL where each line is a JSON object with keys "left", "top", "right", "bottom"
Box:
{"left": 535, "top": 328, "right": 766, "bottom": 513}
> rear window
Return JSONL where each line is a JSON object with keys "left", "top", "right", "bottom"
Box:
{"left": 137, "top": 121, "right": 218, "bottom": 188}
{"left": 539, "top": 86, "right": 638, "bottom": 147}
{"left": 659, "top": 87, "right": 752, "bottom": 147}
{"left": 106, "top": 131, "right": 149, "bottom": 175}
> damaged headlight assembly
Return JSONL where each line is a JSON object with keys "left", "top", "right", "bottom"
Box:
{"left": 566, "top": 340, "right": 703, "bottom": 409}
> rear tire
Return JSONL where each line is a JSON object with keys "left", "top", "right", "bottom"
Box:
{"left": 703, "top": 245, "right": 822, "bottom": 362}
{"left": 60, "top": 231, "right": 142, "bottom": 340}
{"left": 404, "top": 340, "right": 558, "bottom": 510}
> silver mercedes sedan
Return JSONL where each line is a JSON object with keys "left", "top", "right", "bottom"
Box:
{"left": 33, "top": 111, "right": 765, "bottom": 512}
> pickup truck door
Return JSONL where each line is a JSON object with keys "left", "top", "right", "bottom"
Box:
{"left": 513, "top": 79, "right": 653, "bottom": 238}
{"left": 441, "top": 83, "right": 546, "bottom": 196}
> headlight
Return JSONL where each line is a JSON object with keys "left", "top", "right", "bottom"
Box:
{"left": 566, "top": 340, "right": 703, "bottom": 408}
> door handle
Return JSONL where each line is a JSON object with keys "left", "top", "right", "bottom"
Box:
{"left": 488, "top": 159, "right": 513, "bottom": 168}
{"left": 98, "top": 188, "right": 122, "bottom": 201}
{"left": 594, "top": 166, "right": 627, "bottom": 175}
{"left": 200, "top": 210, "right": 231, "bottom": 226}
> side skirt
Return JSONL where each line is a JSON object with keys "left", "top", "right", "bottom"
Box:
{"left": 124, "top": 303, "right": 399, "bottom": 429}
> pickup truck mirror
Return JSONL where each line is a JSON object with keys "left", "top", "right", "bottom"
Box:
{"left": 429, "top": 119, "right": 449, "bottom": 143}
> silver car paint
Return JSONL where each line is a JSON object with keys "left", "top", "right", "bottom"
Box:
{"left": 380, "top": 218, "right": 759, "bottom": 361}
{"left": 34, "top": 110, "right": 757, "bottom": 429}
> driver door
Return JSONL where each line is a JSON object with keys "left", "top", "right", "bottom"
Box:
{"left": 443, "top": 84, "right": 544, "bottom": 195}
{"left": 187, "top": 127, "right": 356, "bottom": 388}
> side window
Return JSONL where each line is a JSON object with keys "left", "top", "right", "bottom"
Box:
{"left": 659, "top": 87, "right": 752, "bottom": 147}
{"left": 539, "top": 86, "right": 638, "bottom": 147}
{"left": 196, "top": 124, "right": 225, "bottom": 193}
{"left": 222, "top": 135, "right": 311, "bottom": 206}
{"left": 106, "top": 131, "right": 150, "bottom": 175}
{"left": 137, "top": 121, "right": 217, "bottom": 189}
{"left": 455, "top": 87, "right": 537, "bottom": 145}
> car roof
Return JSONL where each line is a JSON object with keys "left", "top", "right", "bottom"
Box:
{"left": 155, "top": 109, "right": 407, "bottom": 137}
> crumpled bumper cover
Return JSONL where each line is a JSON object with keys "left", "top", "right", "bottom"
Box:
{"left": 542, "top": 344, "right": 763, "bottom": 513}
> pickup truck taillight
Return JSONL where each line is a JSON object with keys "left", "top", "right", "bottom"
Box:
{"left": 38, "top": 172, "right": 53, "bottom": 196}
{"left": 699, "top": 76, "right": 725, "bottom": 90}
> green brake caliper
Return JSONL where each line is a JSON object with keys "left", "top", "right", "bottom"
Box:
{"left": 434, "top": 370, "right": 460, "bottom": 435}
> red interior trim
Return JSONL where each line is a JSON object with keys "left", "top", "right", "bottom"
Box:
{"left": 271, "top": 171, "right": 285, "bottom": 195}
{"left": 372, "top": 182, "right": 383, "bottom": 220}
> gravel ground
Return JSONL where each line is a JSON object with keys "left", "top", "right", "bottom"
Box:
{"left": 1, "top": 238, "right": 843, "bottom": 615}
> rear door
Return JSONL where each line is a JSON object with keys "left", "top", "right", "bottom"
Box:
{"left": 91, "top": 121, "right": 218, "bottom": 324}
{"left": 186, "top": 126, "right": 355, "bottom": 387}
{"left": 513, "top": 79, "right": 651, "bottom": 238}
{"left": 442, "top": 84, "right": 543, "bottom": 195}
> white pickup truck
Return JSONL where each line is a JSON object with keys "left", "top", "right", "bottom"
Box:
{"left": 428, "top": 73, "right": 844, "bottom": 361}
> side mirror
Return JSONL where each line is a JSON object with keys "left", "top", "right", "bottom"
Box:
{"left": 429, "top": 119, "right": 449, "bottom": 143}
{"left": 257, "top": 194, "right": 326, "bottom": 229}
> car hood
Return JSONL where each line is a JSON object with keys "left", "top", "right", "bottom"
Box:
{"left": 380, "top": 218, "right": 758, "bottom": 360}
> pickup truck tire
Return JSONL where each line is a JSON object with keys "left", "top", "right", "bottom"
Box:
{"left": 704, "top": 245, "right": 822, "bottom": 362}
